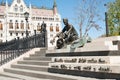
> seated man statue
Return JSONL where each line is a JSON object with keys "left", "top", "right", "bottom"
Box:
{"left": 50, "top": 18, "right": 78, "bottom": 49}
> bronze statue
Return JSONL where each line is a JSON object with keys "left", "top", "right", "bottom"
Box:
{"left": 41, "top": 21, "right": 46, "bottom": 33}
{"left": 50, "top": 18, "right": 78, "bottom": 49}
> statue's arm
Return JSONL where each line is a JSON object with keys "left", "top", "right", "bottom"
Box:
{"left": 66, "top": 25, "right": 72, "bottom": 35}
{"left": 52, "top": 32, "right": 62, "bottom": 41}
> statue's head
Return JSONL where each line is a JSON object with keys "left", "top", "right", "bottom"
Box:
{"left": 63, "top": 18, "right": 68, "bottom": 25}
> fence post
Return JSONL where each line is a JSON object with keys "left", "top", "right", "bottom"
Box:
{"left": 34, "top": 30, "right": 36, "bottom": 47}
{"left": 17, "top": 37, "right": 20, "bottom": 56}
{"left": 1, "top": 51, "right": 2, "bottom": 65}
{"left": 44, "top": 32, "right": 47, "bottom": 47}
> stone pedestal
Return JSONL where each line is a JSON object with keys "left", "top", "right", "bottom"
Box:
{"left": 47, "top": 36, "right": 120, "bottom": 79}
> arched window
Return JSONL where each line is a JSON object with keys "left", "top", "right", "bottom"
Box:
{"left": 14, "top": 4, "right": 18, "bottom": 12}
{"left": 20, "top": 20, "right": 24, "bottom": 29}
{"left": 9, "top": 20, "right": 13, "bottom": 29}
{"left": 50, "top": 24, "right": 53, "bottom": 32}
{"left": 56, "top": 24, "right": 59, "bottom": 32}
{"left": 50, "top": 26, "right": 53, "bottom": 32}
{"left": 15, "top": 20, "right": 19, "bottom": 29}
{"left": 37, "top": 23, "right": 41, "bottom": 31}
{"left": 26, "top": 23, "right": 30, "bottom": 30}
{"left": 10, "top": 33, "right": 12, "bottom": 36}
{"left": 56, "top": 26, "right": 59, "bottom": 32}
{"left": 16, "top": 33, "right": 18, "bottom": 36}
{"left": 0, "top": 21, "right": 3, "bottom": 30}
{"left": 20, "top": 5, "right": 23, "bottom": 12}
{"left": 17, "top": 0, "right": 21, "bottom": 4}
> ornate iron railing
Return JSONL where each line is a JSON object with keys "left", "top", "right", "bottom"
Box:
{"left": 0, "top": 49, "right": 29, "bottom": 65}
{"left": 0, "top": 32, "right": 46, "bottom": 50}
{"left": 0, "top": 31, "right": 47, "bottom": 66}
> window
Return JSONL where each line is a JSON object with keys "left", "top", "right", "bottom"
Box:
{"left": 15, "top": 20, "right": 19, "bottom": 29}
{"left": 14, "top": 4, "right": 18, "bottom": 12}
{"left": 56, "top": 18, "right": 59, "bottom": 21}
{"left": 9, "top": 20, "right": 13, "bottom": 29}
{"left": 56, "top": 26, "right": 59, "bottom": 32}
{"left": 21, "top": 33, "right": 24, "bottom": 36}
{"left": 37, "top": 23, "right": 41, "bottom": 31}
{"left": 16, "top": 33, "right": 18, "bottom": 36}
{"left": 0, "top": 21, "right": 3, "bottom": 30}
{"left": 50, "top": 26, "right": 53, "bottom": 32}
{"left": 26, "top": 23, "right": 30, "bottom": 29}
{"left": 10, "top": 33, "right": 12, "bottom": 36}
{"left": 17, "top": 0, "right": 21, "bottom": 3}
{"left": 32, "top": 17, "right": 35, "bottom": 20}
{"left": 56, "top": 24, "right": 59, "bottom": 32}
{"left": 20, "top": 5, "right": 23, "bottom": 12}
{"left": 21, "top": 20, "right": 24, "bottom": 29}
{"left": 50, "top": 24, "right": 53, "bottom": 32}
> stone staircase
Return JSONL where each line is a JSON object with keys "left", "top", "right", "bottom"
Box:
{"left": 0, "top": 48, "right": 98, "bottom": 80}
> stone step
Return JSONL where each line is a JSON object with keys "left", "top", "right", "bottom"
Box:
{"left": 24, "top": 57, "right": 51, "bottom": 61}
{"left": 35, "top": 51, "right": 46, "bottom": 54}
{"left": 17, "top": 60, "right": 50, "bottom": 66}
{"left": 29, "top": 54, "right": 47, "bottom": 57}
{"left": 0, "top": 76, "right": 20, "bottom": 80}
{"left": 33, "top": 48, "right": 46, "bottom": 55}
{"left": 0, "top": 73, "right": 21, "bottom": 80}
{"left": 4, "top": 68, "right": 76, "bottom": 80}
{"left": 36, "top": 48, "right": 46, "bottom": 53}
{"left": 11, "top": 64, "right": 48, "bottom": 72}
{"left": 0, "top": 72, "right": 53, "bottom": 80}
{"left": 31, "top": 53, "right": 46, "bottom": 56}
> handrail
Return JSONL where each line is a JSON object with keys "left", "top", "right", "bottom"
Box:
{"left": 0, "top": 31, "right": 47, "bottom": 66}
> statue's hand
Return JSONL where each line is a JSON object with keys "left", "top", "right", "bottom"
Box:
{"left": 63, "top": 33, "right": 68, "bottom": 38}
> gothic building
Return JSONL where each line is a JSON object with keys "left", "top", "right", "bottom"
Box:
{"left": 0, "top": 0, "right": 62, "bottom": 48}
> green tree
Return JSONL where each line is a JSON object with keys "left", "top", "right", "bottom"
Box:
{"left": 107, "top": 0, "right": 120, "bottom": 36}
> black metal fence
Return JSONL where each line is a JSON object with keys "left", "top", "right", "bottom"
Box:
{"left": 0, "top": 32, "right": 46, "bottom": 51}
{"left": 0, "top": 49, "right": 29, "bottom": 65}
{"left": 0, "top": 31, "right": 47, "bottom": 66}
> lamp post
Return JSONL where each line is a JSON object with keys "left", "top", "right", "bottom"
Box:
{"left": 24, "top": 12, "right": 29, "bottom": 37}
{"left": 105, "top": 12, "right": 109, "bottom": 37}
{"left": 104, "top": 4, "right": 109, "bottom": 37}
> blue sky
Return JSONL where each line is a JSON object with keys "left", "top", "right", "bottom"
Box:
{"left": 1, "top": 0, "right": 115, "bottom": 39}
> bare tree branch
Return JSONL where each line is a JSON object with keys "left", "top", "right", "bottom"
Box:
{"left": 74, "top": 0, "right": 102, "bottom": 38}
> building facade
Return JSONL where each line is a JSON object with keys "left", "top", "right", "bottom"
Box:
{"left": 0, "top": 0, "right": 62, "bottom": 48}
